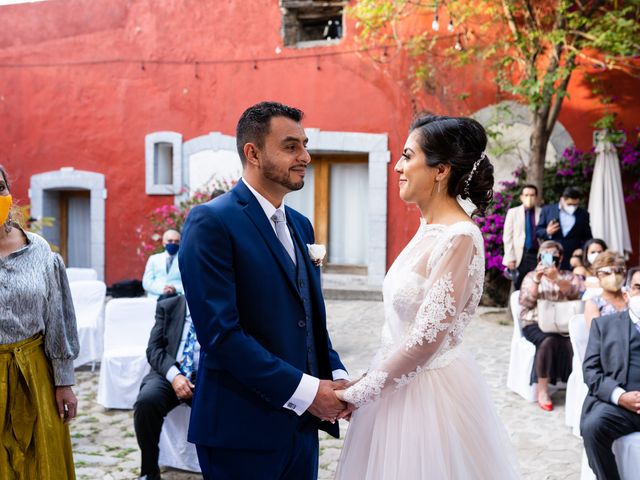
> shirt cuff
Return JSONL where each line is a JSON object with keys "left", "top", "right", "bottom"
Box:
{"left": 283, "top": 373, "right": 320, "bottom": 416}
{"left": 332, "top": 369, "right": 350, "bottom": 381}
{"left": 166, "top": 365, "right": 181, "bottom": 384}
{"left": 51, "top": 359, "right": 75, "bottom": 386}
{"left": 611, "top": 387, "right": 626, "bottom": 405}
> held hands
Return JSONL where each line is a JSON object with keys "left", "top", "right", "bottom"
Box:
{"left": 172, "top": 374, "right": 195, "bottom": 400}
{"left": 308, "top": 380, "right": 353, "bottom": 423}
{"left": 619, "top": 391, "right": 640, "bottom": 414}
{"left": 163, "top": 285, "right": 177, "bottom": 295}
{"left": 55, "top": 386, "right": 77, "bottom": 423}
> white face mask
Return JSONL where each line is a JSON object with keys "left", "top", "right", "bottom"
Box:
{"left": 629, "top": 295, "right": 640, "bottom": 318}
{"left": 587, "top": 252, "right": 600, "bottom": 264}
{"left": 563, "top": 205, "right": 577, "bottom": 215}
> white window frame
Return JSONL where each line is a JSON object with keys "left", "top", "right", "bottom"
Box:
{"left": 145, "top": 131, "right": 183, "bottom": 195}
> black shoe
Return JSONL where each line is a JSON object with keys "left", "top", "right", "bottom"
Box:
{"left": 138, "top": 474, "right": 162, "bottom": 480}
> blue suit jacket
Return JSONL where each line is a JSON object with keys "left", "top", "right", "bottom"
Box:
{"left": 179, "top": 179, "right": 345, "bottom": 450}
{"left": 535, "top": 204, "right": 592, "bottom": 270}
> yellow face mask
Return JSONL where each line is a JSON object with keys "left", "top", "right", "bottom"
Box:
{"left": 0, "top": 194, "right": 13, "bottom": 225}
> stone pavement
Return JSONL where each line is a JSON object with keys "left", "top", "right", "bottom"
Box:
{"left": 70, "top": 301, "right": 583, "bottom": 479}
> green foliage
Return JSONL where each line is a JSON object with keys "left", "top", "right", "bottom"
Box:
{"left": 136, "top": 178, "right": 236, "bottom": 260}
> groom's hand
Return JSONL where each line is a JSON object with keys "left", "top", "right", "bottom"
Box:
{"left": 308, "top": 380, "right": 346, "bottom": 423}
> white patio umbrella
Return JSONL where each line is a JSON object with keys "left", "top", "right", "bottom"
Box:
{"left": 588, "top": 138, "right": 633, "bottom": 256}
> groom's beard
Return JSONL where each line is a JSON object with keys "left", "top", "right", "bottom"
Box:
{"left": 261, "top": 158, "right": 305, "bottom": 192}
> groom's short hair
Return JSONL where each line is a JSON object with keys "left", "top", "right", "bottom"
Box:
{"left": 236, "top": 101, "right": 304, "bottom": 166}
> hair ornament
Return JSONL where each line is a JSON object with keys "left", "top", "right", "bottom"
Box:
{"left": 463, "top": 152, "right": 485, "bottom": 197}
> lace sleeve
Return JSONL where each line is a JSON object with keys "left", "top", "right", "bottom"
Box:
{"left": 342, "top": 230, "right": 482, "bottom": 407}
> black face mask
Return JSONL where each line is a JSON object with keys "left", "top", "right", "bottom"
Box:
{"left": 165, "top": 243, "right": 180, "bottom": 256}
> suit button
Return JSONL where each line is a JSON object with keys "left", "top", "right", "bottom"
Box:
{"left": 298, "top": 279, "right": 304, "bottom": 288}
{"left": 298, "top": 320, "right": 306, "bottom": 328}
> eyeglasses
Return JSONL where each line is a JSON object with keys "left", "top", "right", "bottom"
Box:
{"left": 596, "top": 267, "right": 626, "bottom": 277}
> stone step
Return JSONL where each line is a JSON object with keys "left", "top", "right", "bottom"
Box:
{"left": 321, "top": 273, "right": 382, "bottom": 301}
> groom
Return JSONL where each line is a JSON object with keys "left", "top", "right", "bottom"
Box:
{"left": 179, "top": 101, "right": 349, "bottom": 479}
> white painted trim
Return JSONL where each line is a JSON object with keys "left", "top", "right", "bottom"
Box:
{"left": 29, "top": 169, "right": 106, "bottom": 280}
{"left": 145, "top": 131, "right": 183, "bottom": 195}
{"left": 473, "top": 100, "right": 574, "bottom": 158}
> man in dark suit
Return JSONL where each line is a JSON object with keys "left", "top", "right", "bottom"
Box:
{"left": 134, "top": 295, "right": 198, "bottom": 480}
{"left": 179, "top": 101, "right": 348, "bottom": 479}
{"left": 580, "top": 268, "right": 640, "bottom": 480}
{"left": 536, "top": 186, "right": 592, "bottom": 271}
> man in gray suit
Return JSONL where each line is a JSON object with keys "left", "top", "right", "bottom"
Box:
{"left": 134, "top": 295, "right": 198, "bottom": 480}
{"left": 581, "top": 268, "right": 640, "bottom": 480}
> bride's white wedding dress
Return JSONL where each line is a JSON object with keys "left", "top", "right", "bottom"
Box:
{"left": 335, "top": 220, "right": 520, "bottom": 479}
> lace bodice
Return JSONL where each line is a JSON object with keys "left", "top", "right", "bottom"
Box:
{"left": 342, "top": 221, "right": 485, "bottom": 407}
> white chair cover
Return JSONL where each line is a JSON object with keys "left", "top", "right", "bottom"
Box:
{"left": 71, "top": 280, "right": 107, "bottom": 369}
{"left": 612, "top": 432, "right": 640, "bottom": 479}
{"left": 97, "top": 297, "right": 157, "bottom": 409}
{"left": 566, "top": 314, "right": 589, "bottom": 435}
{"left": 66, "top": 267, "right": 98, "bottom": 282}
{"left": 158, "top": 404, "right": 201, "bottom": 473}
{"left": 581, "top": 434, "right": 640, "bottom": 480}
{"left": 506, "top": 290, "right": 537, "bottom": 401}
{"left": 580, "top": 449, "right": 596, "bottom": 480}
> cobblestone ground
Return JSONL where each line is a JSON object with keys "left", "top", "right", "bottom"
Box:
{"left": 70, "top": 301, "right": 582, "bottom": 479}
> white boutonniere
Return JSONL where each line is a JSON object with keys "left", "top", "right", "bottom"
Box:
{"left": 307, "top": 244, "right": 326, "bottom": 267}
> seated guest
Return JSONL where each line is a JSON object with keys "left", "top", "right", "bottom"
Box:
{"left": 134, "top": 295, "right": 199, "bottom": 480}
{"left": 570, "top": 248, "right": 587, "bottom": 276}
{"left": 584, "top": 251, "right": 628, "bottom": 330}
{"left": 142, "top": 229, "right": 183, "bottom": 300}
{"left": 582, "top": 238, "right": 608, "bottom": 294}
{"left": 519, "top": 240, "right": 584, "bottom": 411}
{"left": 581, "top": 268, "right": 640, "bottom": 480}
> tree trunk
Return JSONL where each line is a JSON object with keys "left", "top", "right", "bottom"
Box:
{"left": 529, "top": 109, "right": 551, "bottom": 199}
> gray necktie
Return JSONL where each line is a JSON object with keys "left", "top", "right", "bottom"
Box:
{"left": 166, "top": 255, "right": 175, "bottom": 273}
{"left": 271, "top": 209, "right": 296, "bottom": 265}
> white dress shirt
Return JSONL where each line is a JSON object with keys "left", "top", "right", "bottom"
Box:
{"left": 610, "top": 308, "right": 639, "bottom": 405}
{"left": 558, "top": 203, "right": 576, "bottom": 237}
{"left": 242, "top": 178, "right": 349, "bottom": 415}
{"left": 166, "top": 307, "right": 201, "bottom": 383}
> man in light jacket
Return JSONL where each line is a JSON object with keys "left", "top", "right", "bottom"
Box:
{"left": 142, "top": 229, "right": 183, "bottom": 300}
{"left": 503, "top": 184, "right": 540, "bottom": 289}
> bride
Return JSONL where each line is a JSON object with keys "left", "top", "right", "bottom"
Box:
{"left": 335, "top": 115, "right": 520, "bottom": 479}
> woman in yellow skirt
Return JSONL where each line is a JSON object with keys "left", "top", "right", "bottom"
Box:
{"left": 0, "top": 165, "right": 79, "bottom": 479}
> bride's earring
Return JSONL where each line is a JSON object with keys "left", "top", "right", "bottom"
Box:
{"left": 436, "top": 181, "right": 441, "bottom": 194}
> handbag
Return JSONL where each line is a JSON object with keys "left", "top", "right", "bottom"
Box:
{"left": 537, "top": 299, "right": 585, "bottom": 334}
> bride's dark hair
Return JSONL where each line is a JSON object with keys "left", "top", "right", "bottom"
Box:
{"left": 410, "top": 115, "right": 494, "bottom": 216}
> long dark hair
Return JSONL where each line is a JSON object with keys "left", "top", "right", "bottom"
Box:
{"left": 410, "top": 115, "right": 494, "bottom": 216}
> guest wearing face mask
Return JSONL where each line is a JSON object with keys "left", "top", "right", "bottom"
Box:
{"left": 142, "top": 229, "right": 183, "bottom": 301}
{"left": 581, "top": 237, "right": 607, "bottom": 281}
{"left": 536, "top": 186, "right": 592, "bottom": 271}
{"left": 519, "top": 240, "right": 584, "bottom": 411}
{"left": 580, "top": 268, "right": 640, "bottom": 480}
{"left": 503, "top": 184, "right": 541, "bottom": 289}
{"left": 584, "top": 251, "right": 628, "bottom": 330}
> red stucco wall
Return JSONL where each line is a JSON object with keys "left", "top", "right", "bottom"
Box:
{"left": 1, "top": 0, "right": 638, "bottom": 283}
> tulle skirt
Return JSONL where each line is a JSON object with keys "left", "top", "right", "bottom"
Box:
{"left": 335, "top": 349, "right": 520, "bottom": 480}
